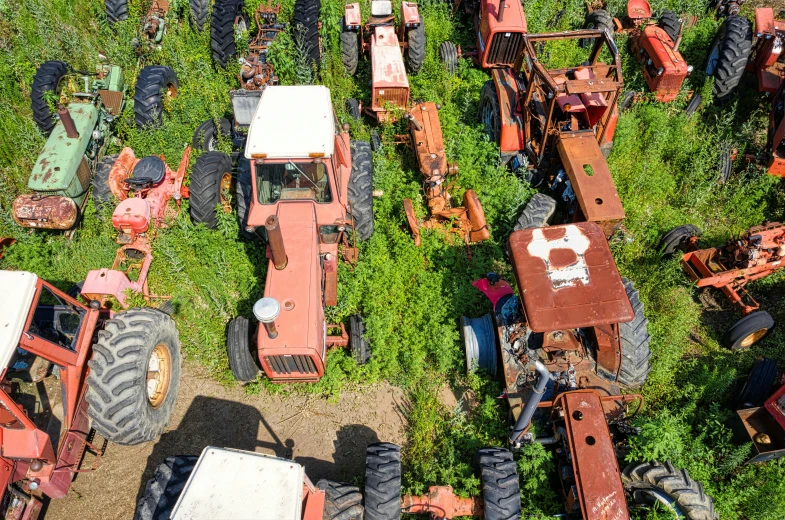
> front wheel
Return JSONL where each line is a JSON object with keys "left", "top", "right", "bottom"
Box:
{"left": 659, "top": 224, "right": 701, "bottom": 256}
{"left": 479, "top": 81, "right": 501, "bottom": 145}
{"left": 134, "top": 455, "right": 198, "bottom": 520}
{"left": 318, "top": 480, "right": 364, "bottom": 520}
{"left": 475, "top": 448, "right": 521, "bottom": 520}
{"left": 349, "top": 315, "right": 371, "bottom": 364}
{"left": 615, "top": 278, "right": 652, "bottom": 389}
{"left": 364, "top": 443, "right": 402, "bottom": 520}
{"left": 92, "top": 154, "right": 119, "bottom": 218}
{"left": 725, "top": 310, "right": 775, "bottom": 350}
{"left": 623, "top": 461, "right": 718, "bottom": 520}
{"left": 189, "top": 151, "right": 233, "bottom": 228}
{"left": 227, "top": 316, "right": 261, "bottom": 382}
{"left": 405, "top": 17, "right": 425, "bottom": 74}
{"left": 514, "top": 193, "right": 556, "bottom": 230}
{"left": 192, "top": 118, "right": 231, "bottom": 151}
{"left": 440, "top": 41, "right": 458, "bottom": 75}
{"left": 134, "top": 65, "right": 179, "bottom": 129}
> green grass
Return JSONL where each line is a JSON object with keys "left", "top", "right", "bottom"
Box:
{"left": 2, "top": 0, "right": 785, "bottom": 517}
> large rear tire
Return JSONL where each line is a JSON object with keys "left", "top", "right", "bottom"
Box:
{"left": 192, "top": 118, "right": 231, "bottom": 152}
{"left": 616, "top": 278, "right": 652, "bottom": 389}
{"left": 92, "top": 154, "right": 118, "bottom": 219}
{"left": 31, "top": 60, "right": 69, "bottom": 135}
{"left": 479, "top": 81, "right": 501, "bottom": 145}
{"left": 293, "top": 0, "right": 322, "bottom": 68}
{"left": 348, "top": 141, "right": 374, "bottom": 242}
{"left": 189, "top": 0, "right": 210, "bottom": 31}
{"left": 86, "top": 308, "right": 181, "bottom": 445}
{"left": 227, "top": 316, "right": 261, "bottom": 382}
{"left": 659, "top": 224, "right": 701, "bottom": 256}
{"left": 211, "top": 0, "right": 246, "bottom": 67}
{"left": 622, "top": 461, "right": 718, "bottom": 520}
{"left": 405, "top": 16, "right": 425, "bottom": 74}
{"left": 364, "top": 443, "right": 401, "bottom": 520}
{"left": 318, "top": 480, "right": 364, "bottom": 520}
{"left": 725, "top": 311, "right": 775, "bottom": 350}
{"left": 475, "top": 448, "right": 521, "bottom": 520}
{"left": 105, "top": 0, "right": 129, "bottom": 24}
{"left": 340, "top": 18, "right": 359, "bottom": 76}
{"left": 440, "top": 41, "right": 458, "bottom": 75}
{"left": 658, "top": 10, "right": 681, "bottom": 43}
{"left": 134, "top": 455, "right": 198, "bottom": 520}
{"left": 514, "top": 193, "right": 556, "bottom": 230}
{"left": 134, "top": 65, "right": 179, "bottom": 129}
{"left": 706, "top": 15, "right": 753, "bottom": 103}
{"left": 189, "top": 151, "right": 233, "bottom": 228}
{"left": 584, "top": 9, "right": 614, "bottom": 47}
{"left": 737, "top": 357, "right": 778, "bottom": 409}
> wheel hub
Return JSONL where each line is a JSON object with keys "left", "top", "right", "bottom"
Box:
{"left": 147, "top": 343, "right": 172, "bottom": 408}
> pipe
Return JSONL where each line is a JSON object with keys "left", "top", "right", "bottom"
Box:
{"left": 265, "top": 215, "right": 288, "bottom": 270}
{"left": 59, "top": 105, "right": 79, "bottom": 138}
{"left": 509, "top": 361, "right": 550, "bottom": 445}
{"left": 497, "top": 0, "right": 505, "bottom": 22}
{"left": 534, "top": 426, "right": 566, "bottom": 445}
{"left": 408, "top": 113, "right": 422, "bottom": 131}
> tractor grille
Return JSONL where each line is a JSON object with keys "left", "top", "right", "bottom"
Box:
{"left": 77, "top": 157, "right": 92, "bottom": 191}
{"left": 265, "top": 354, "right": 318, "bottom": 375}
{"left": 374, "top": 87, "right": 408, "bottom": 110}
{"left": 97, "top": 90, "right": 124, "bottom": 116}
{"left": 487, "top": 32, "right": 524, "bottom": 67}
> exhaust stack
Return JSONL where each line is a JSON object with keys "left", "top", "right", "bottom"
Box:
{"left": 497, "top": 0, "right": 505, "bottom": 22}
{"left": 58, "top": 105, "right": 79, "bottom": 139}
{"left": 265, "top": 215, "right": 288, "bottom": 270}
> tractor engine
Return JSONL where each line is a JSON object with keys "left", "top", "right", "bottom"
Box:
{"left": 239, "top": 3, "right": 285, "bottom": 91}
{"left": 631, "top": 25, "right": 691, "bottom": 102}
{"left": 729, "top": 224, "right": 785, "bottom": 269}
{"left": 714, "top": 0, "right": 746, "bottom": 17}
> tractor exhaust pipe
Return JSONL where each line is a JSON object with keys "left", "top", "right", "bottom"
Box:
{"left": 265, "top": 215, "right": 288, "bottom": 270}
{"left": 58, "top": 105, "right": 79, "bottom": 139}
{"left": 407, "top": 113, "right": 422, "bottom": 131}
{"left": 497, "top": 0, "right": 505, "bottom": 21}
{"left": 509, "top": 361, "right": 550, "bottom": 446}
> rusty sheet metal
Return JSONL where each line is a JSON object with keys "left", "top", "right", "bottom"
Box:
{"left": 562, "top": 392, "right": 629, "bottom": 520}
{"left": 509, "top": 221, "right": 633, "bottom": 331}
{"left": 97, "top": 89, "right": 124, "bottom": 116}
{"left": 409, "top": 102, "right": 448, "bottom": 179}
{"left": 401, "top": 486, "right": 480, "bottom": 518}
{"left": 0, "top": 238, "right": 16, "bottom": 258}
{"left": 12, "top": 194, "right": 78, "bottom": 230}
{"left": 735, "top": 407, "right": 785, "bottom": 463}
{"left": 371, "top": 25, "right": 409, "bottom": 111}
{"left": 556, "top": 133, "right": 625, "bottom": 225}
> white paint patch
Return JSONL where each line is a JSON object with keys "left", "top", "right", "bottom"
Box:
{"left": 526, "top": 225, "right": 591, "bottom": 289}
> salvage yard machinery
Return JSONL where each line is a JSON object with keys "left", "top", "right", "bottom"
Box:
{"left": 105, "top": 0, "right": 209, "bottom": 54}
{"left": 76, "top": 146, "right": 192, "bottom": 311}
{"left": 480, "top": 30, "right": 625, "bottom": 237}
{"left": 733, "top": 357, "right": 785, "bottom": 463}
{"left": 13, "top": 61, "right": 125, "bottom": 231}
{"left": 341, "top": 0, "right": 425, "bottom": 120}
{"left": 189, "top": 85, "right": 375, "bottom": 383}
{"left": 660, "top": 222, "right": 785, "bottom": 349}
{"left": 402, "top": 102, "right": 490, "bottom": 248}
{"left": 0, "top": 270, "right": 180, "bottom": 519}
{"left": 460, "top": 213, "right": 718, "bottom": 519}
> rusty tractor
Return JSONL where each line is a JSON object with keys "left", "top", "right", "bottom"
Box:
{"left": 105, "top": 0, "right": 209, "bottom": 55}
{"left": 189, "top": 85, "right": 374, "bottom": 383}
{"left": 438, "top": 0, "right": 528, "bottom": 75}
{"left": 401, "top": 102, "right": 490, "bottom": 249}
{"left": 734, "top": 357, "right": 785, "bottom": 463}
{"left": 587, "top": 2, "right": 694, "bottom": 104}
{"left": 480, "top": 30, "right": 625, "bottom": 237}
{"left": 75, "top": 146, "right": 192, "bottom": 311}
{"left": 660, "top": 221, "right": 785, "bottom": 349}
{"left": 459, "top": 210, "right": 719, "bottom": 518}
{"left": 341, "top": 0, "right": 425, "bottom": 121}
{"left": 0, "top": 270, "right": 181, "bottom": 519}
{"left": 13, "top": 61, "right": 125, "bottom": 232}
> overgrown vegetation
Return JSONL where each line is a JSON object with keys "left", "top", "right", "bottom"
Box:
{"left": 2, "top": 0, "right": 785, "bottom": 517}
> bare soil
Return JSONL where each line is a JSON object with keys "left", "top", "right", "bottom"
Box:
{"left": 45, "top": 362, "right": 408, "bottom": 520}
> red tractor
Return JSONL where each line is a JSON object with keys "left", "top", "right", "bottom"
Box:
{"left": 735, "top": 357, "right": 785, "bottom": 462}
{"left": 0, "top": 270, "right": 180, "bottom": 519}
{"left": 660, "top": 222, "right": 785, "bottom": 349}
{"left": 77, "top": 146, "right": 192, "bottom": 311}
{"left": 480, "top": 30, "right": 625, "bottom": 237}
{"left": 341, "top": 0, "right": 425, "bottom": 120}
{"left": 189, "top": 85, "right": 374, "bottom": 383}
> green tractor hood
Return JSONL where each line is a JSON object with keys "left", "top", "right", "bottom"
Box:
{"left": 28, "top": 102, "right": 98, "bottom": 194}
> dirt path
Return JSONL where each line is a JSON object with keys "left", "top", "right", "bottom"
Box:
{"left": 46, "top": 362, "right": 408, "bottom": 520}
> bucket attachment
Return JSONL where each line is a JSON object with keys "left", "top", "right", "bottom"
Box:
{"left": 461, "top": 314, "right": 497, "bottom": 375}
{"left": 12, "top": 194, "right": 79, "bottom": 230}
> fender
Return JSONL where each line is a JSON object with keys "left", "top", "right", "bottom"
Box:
{"left": 490, "top": 68, "right": 526, "bottom": 164}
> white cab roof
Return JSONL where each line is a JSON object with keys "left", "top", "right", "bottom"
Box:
{"left": 245, "top": 85, "right": 336, "bottom": 159}
{"left": 171, "top": 447, "right": 305, "bottom": 520}
{"left": 0, "top": 271, "right": 38, "bottom": 369}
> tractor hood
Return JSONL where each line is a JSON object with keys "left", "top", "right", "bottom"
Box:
{"left": 28, "top": 103, "right": 98, "bottom": 193}
{"left": 257, "top": 201, "right": 325, "bottom": 381}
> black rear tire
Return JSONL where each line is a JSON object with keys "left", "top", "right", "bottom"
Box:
{"left": 616, "top": 278, "right": 652, "bottom": 389}
{"left": 31, "top": 60, "right": 69, "bottom": 135}
{"left": 479, "top": 80, "right": 501, "bottom": 145}
{"left": 737, "top": 357, "right": 778, "bottom": 409}
{"left": 86, "top": 308, "right": 181, "bottom": 445}
{"left": 475, "top": 448, "right": 521, "bottom": 520}
{"left": 134, "top": 455, "right": 198, "bottom": 520}
{"left": 134, "top": 65, "right": 179, "bottom": 129}
{"left": 348, "top": 141, "right": 374, "bottom": 242}
{"left": 405, "top": 16, "right": 425, "bottom": 74}
{"left": 189, "top": 0, "right": 210, "bottom": 31}
{"left": 227, "top": 316, "right": 260, "bottom": 382}
{"left": 235, "top": 158, "right": 262, "bottom": 241}
{"left": 189, "top": 151, "right": 233, "bottom": 228}
{"left": 293, "top": 0, "right": 322, "bottom": 68}
{"left": 658, "top": 10, "right": 681, "bottom": 43}
{"left": 659, "top": 224, "right": 701, "bottom": 256}
{"left": 725, "top": 311, "right": 775, "bottom": 350}
{"left": 584, "top": 9, "right": 614, "bottom": 47}
{"left": 514, "top": 193, "right": 556, "bottom": 230}
{"left": 92, "top": 154, "right": 118, "bottom": 219}
{"left": 364, "top": 443, "right": 401, "bottom": 520}
{"left": 623, "top": 461, "right": 718, "bottom": 520}
{"left": 440, "top": 41, "right": 458, "bottom": 75}
{"left": 346, "top": 98, "right": 361, "bottom": 120}
{"left": 192, "top": 118, "right": 232, "bottom": 151}
{"left": 340, "top": 18, "right": 359, "bottom": 76}
{"left": 105, "top": 0, "right": 129, "bottom": 24}
{"left": 318, "top": 480, "right": 364, "bottom": 520}
{"left": 349, "top": 315, "right": 371, "bottom": 364}
{"left": 706, "top": 15, "right": 752, "bottom": 103}
{"left": 684, "top": 93, "right": 702, "bottom": 117}
{"left": 211, "top": 0, "right": 246, "bottom": 67}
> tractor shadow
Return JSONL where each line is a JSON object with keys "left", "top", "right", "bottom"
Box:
{"left": 295, "top": 424, "right": 380, "bottom": 484}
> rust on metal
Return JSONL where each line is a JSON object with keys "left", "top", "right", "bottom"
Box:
{"left": 401, "top": 486, "right": 481, "bottom": 519}
{"left": 239, "top": 1, "right": 284, "bottom": 91}
{"left": 265, "top": 215, "right": 288, "bottom": 270}
{"left": 12, "top": 194, "right": 78, "bottom": 230}
{"left": 0, "top": 237, "right": 15, "bottom": 258}
{"left": 58, "top": 105, "right": 79, "bottom": 139}
{"left": 326, "top": 322, "right": 349, "bottom": 347}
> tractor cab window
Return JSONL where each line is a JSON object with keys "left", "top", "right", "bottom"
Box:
{"left": 25, "top": 286, "right": 85, "bottom": 352}
{"left": 256, "top": 160, "right": 333, "bottom": 204}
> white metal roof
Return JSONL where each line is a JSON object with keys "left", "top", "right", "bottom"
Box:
{"left": 245, "top": 85, "right": 336, "bottom": 159}
{"left": 171, "top": 447, "right": 304, "bottom": 520}
{"left": 0, "top": 271, "right": 38, "bottom": 369}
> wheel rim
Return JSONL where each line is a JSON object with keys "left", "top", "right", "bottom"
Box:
{"left": 741, "top": 327, "right": 769, "bottom": 348}
{"left": 207, "top": 135, "right": 217, "bottom": 151}
{"left": 147, "top": 343, "right": 172, "bottom": 408}
{"left": 632, "top": 488, "right": 687, "bottom": 517}
{"left": 480, "top": 98, "right": 499, "bottom": 144}
{"left": 220, "top": 172, "right": 233, "bottom": 212}
{"left": 235, "top": 16, "right": 247, "bottom": 39}
{"left": 706, "top": 38, "right": 721, "bottom": 76}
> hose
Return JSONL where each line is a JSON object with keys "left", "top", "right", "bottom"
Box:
{"left": 509, "top": 361, "right": 550, "bottom": 446}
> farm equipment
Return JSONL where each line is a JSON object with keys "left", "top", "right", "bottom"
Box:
{"left": 587, "top": 2, "right": 693, "bottom": 103}
{"left": 479, "top": 30, "right": 625, "bottom": 236}
{"left": 660, "top": 222, "right": 785, "bottom": 349}
{"left": 402, "top": 102, "right": 490, "bottom": 248}
{"left": 0, "top": 270, "right": 180, "bottom": 519}
{"left": 340, "top": 0, "right": 425, "bottom": 120}
{"left": 189, "top": 86, "right": 375, "bottom": 383}
{"left": 105, "top": 0, "right": 209, "bottom": 54}
{"left": 12, "top": 61, "right": 125, "bottom": 231}
{"left": 734, "top": 357, "right": 785, "bottom": 463}
{"left": 77, "top": 146, "right": 192, "bottom": 310}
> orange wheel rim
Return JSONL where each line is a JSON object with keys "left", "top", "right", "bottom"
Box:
{"left": 147, "top": 343, "right": 172, "bottom": 408}
{"left": 220, "top": 172, "right": 233, "bottom": 213}
{"left": 740, "top": 328, "right": 768, "bottom": 348}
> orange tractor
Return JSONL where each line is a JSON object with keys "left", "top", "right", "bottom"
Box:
{"left": 734, "top": 357, "right": 785, "bottom": 463}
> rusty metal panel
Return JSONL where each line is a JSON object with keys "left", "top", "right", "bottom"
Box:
{"left": 556, "top": 133, "right": 625, "bottom": 224}
{"left": 487, "top": 31, "right": 525, "bottom": 68}
{"left": 76, "top": 157, "right": 92, "bottom": 191}
{"left": 735, "top": 407, "right": 785, "bottom": 463}
{"left": 12, "top": 194, "right": 78, "bottom": 230}
{"left": 409, "top": 102, "right": 448, "bottom": 176}
{"left": 508, "top": 222, "right": 633, "bottom": 331}
{"left": 370, "top": 25, "right": 409, "bottom": 111}
{"left": 97, "top": 90, "right": 124, "bottom": 116}
{"left": 562, "top": 392, "right": 629, "bottom": 520}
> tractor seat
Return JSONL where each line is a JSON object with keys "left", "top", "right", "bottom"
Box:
{"left": 127, "top": 156, "right": 166, "bottom": 187}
